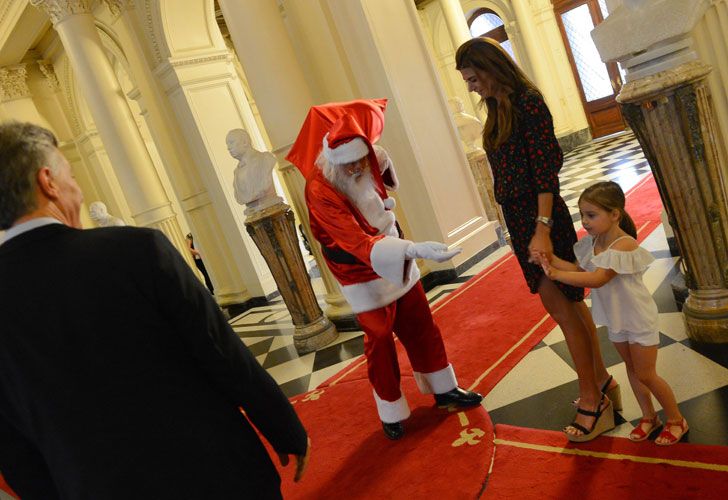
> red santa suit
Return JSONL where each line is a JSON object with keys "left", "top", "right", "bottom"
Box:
{"left": 288, "top": 104, "right": 459, "bottom": 423}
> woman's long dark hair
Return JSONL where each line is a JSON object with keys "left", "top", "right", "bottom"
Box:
{"left": 579, "top": 181, "right": 637, "bottom": 238}
{"left": 455, "top": 37, "right": 541, "bottom": 152}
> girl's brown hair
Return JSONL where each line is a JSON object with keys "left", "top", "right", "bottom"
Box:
{"left": 578, "top": 181, "right": 637, "bottom": 238}
{"left": 455, "top": 37, "right": 541, "bottom": 152}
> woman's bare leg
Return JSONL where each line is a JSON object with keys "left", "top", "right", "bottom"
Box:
{"left": 538, "top": 278, "right": 604, "bottom": 434}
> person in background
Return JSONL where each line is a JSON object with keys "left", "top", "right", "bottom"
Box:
{"left": 542, "top": 181, "right": 688, "bottom": 445}
{"left": 0, "top": 121, "right": 309, "bottom": 499}
{"left": 186, "top": 232, "right": 214, "bottom": 295}
{"left": 455, "top": 37, "right": 617, "bottom": 442}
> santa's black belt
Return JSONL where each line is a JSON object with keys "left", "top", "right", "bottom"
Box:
{"left": 322, "top": 246, "right": 363, "bottom": 265}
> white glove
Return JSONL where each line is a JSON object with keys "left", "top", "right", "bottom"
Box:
{"left": 405, "top": 241, "right": 462, "bottom": 263}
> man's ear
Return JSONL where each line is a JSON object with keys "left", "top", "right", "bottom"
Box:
{"left": 36, "top": 166, "right": 58, "bottom": 199}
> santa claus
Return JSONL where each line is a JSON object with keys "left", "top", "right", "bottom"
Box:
{"left": 287, "top": 100, "right": 482, "bottom": 440}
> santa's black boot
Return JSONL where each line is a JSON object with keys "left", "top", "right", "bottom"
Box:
{"left": 382, "top": 421, "right": 405, "bottom": 440}
{"left": 434, "top": 387, "right": 483, "bottom": 409}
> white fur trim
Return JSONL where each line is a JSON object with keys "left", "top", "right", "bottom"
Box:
{"left": 383, "top": 197, "right": 396, "bottom": 210}
{"left": 370, "top": 236, "right": 412, "bottom": 285}
{"left": 413, "top": 364, "right": 457, "bottom": 395}
{"left": 373, "top": 390, "right": 411, "bottom": 423}
{"left": 340, "top": 263, "right": 420, "bottom": 314}
{"left": 323, "top": 134, "right": 369, "bottom": 165}
{"left": 374, "top": 145, "right": 399, "bottom": 190}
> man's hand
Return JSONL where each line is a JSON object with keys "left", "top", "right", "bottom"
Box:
{"left": 277, "top": 437, "right": 311, "bottom": 482}
{"left": 405, "top": 241, "right": 462, "bottom": 262}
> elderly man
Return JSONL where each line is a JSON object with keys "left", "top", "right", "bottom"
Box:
{"left": 0, "top": 122, "right": 309, "bottom": 499}
{"left": 287, "top": 101, "right": 482, "bottom": 440}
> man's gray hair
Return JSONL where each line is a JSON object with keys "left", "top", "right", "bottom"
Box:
{"left": 0, "top": 121, "right": 58, "bottom": 229}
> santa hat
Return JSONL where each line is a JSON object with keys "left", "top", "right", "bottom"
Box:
{"left": 286, "top": 99, "right": 389, "bottom": 198}
{"left": 322, "top": 113, "right": 371, "bottom": 165}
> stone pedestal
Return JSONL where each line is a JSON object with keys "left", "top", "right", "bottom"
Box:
{"left": 619, "top": 61, "right": 728, "bottom": 343}
{"left": 277, "top": 162, "right": 359, "bottom": 331}
{"left": 245, "top": 202, "right": 338, "bottom": 353}
{"left": 466, "top": 150, "right": 510, "bottom": 246}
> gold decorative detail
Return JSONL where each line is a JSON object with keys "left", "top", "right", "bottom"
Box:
{"left": 452, "top": 427, "right": 486, "bottom": 447}
{"left": 302, "top": 389, "right": 325, "bottom": 402}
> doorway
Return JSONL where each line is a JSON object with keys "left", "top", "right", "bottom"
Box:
{"left": 552, "top": 0, "right": 625, "bottom": 138}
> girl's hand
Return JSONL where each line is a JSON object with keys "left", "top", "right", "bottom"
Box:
{"left": 540, "top": 255, "right": 559, "bottom": 280}
{"left": 528, "top": 225, "right": 553, "bottom": 263}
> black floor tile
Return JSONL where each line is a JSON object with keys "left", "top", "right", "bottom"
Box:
{"left": 652, "top": 265, "right": 681, "bottom": 314}
{"left": 280, "top": 375, "right": 311, "bottom": 398}
{"left": 312, "top": 336, "right": 365, "bottom": 372}
{"left": 246, "top": 337, "right": 275, "bottom": 357}
{"left": 489, "top": 379, "right": 627, "bottom": 432}
{"left": 233, "top": 326, "right": 295, "bottom": 337}
{"left": 549, "top": 325, "right": 624, "bottom": 371}
{"left": 679, "top": 340, "right": 728, "bottom": 370}
{"left": 262, "top": 344, "right": 301, "bottom": 368}
{"left": 661, "top": 384, "right": 728, "bottom": 446}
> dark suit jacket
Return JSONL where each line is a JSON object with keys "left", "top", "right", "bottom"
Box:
{"left": 0, "top": 224, "right": 307, "bottom": 499}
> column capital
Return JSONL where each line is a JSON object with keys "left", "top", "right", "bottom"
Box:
{"left": 29, "top": 0, "right": 91, "bottom": 25}
{"left": 0, "top": 64, "right": 30, "bottom": 102}
{"left": 38, "top": 61, "right": 61, "bottom": 91}
{"left": 100, "top": 0, "right": 135, "bottom": 18}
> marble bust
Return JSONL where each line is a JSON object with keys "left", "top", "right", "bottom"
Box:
{"left": 592, "top": 0, "right": 709, "bottom": 81}
{"left": 448, "top": 97, "right": 484, "bottom": 154}
{"left": 88, "top": 201, "right": 125, "bottom": 227}
{"left": 227, "top": 129, "right": 282, "bottom": 214}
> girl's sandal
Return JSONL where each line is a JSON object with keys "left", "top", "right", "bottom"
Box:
{"left": 628, "top": 416, "right": 662, "bottom": 442}
{"left": 655, "top": 418, "right": 689, "bottom": 446}
{"left": 565, "top": 395, "right": 615, "bottom": 443}
{"left": 572, "top": 375, "right": 623, "bottom": 412}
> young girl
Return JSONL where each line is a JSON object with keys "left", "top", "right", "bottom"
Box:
{"left": 541, "top": 181, "right": 688, "bottom": 445}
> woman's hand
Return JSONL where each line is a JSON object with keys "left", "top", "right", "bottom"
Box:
{"left": 528, "top": 224, "right": 553, "bottom": 264}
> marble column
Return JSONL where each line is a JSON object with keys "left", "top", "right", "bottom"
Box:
{"left": 594, "top": 0, "right": 728, "bottom": 343}
{"left": 29, "top": 0, "right": 193, "bottom": 267}
{"left": 218, "top": 0, "right": 357, "bottom": 328}
{"left": 245, "top": 202, "right": 338, "bottom": 354}
{"left": 437, "top": 0, "right": 481, "bottom": 113}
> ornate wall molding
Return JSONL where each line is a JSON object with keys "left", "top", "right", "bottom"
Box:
{"left": 142, "top": 0, "right": 164, "bottom": 66}
{"left": 38, "top": 60, "right": 61, "bottom": 91}
{"left": 28, "top": 0, "right": 91, "bottom": 25}
{"left": 0, "top": 64, "right": 30, "bottom": 101}
{"left": 100, "top": 0, "right": 135, "bottom": 17}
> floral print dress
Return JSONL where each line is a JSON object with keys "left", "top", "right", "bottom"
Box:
{"left": 486, "top": 90, "right": 583, "bottom": 301}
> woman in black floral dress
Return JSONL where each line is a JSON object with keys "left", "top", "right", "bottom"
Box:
{"left": 455, "top": 37, "right": 617, "bottom": 442}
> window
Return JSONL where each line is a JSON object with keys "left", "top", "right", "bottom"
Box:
{"left": 468, "top": 9, "right": 515, "bottom": 60}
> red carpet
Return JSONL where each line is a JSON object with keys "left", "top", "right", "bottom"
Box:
{"left": 486, "top": 424, "right": 728, "bottom": 499}
{"left": 275, "top": 175, "right": 664, "bottom": 498}
{"left": 0, "top": 475, "right": 17, "bottom": 499}
{"left": 0, "top": 176, "right": 664, "bottom": 498}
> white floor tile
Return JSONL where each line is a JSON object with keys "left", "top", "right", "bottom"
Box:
{"left": 266, "top": 353, "right": 316, "bottom": 385}
{"left": 269, "top": 335, "right": 295, "bottom": 351}
{"left": 659, "top": 313, "right": 688, "bottom": 341}
{"left": 485, "top": 347, "right": 576, "bottom": 411}
{"left": 240, "top": 336, "right": 272, "bottom": 347}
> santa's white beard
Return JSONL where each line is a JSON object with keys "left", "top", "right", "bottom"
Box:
{"left": 322, "top": 163, "right": 396, "bottom": 236}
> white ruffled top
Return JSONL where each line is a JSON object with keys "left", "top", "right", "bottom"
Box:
{"left": 574, "top": 235, "right": 659, "bottom": 335}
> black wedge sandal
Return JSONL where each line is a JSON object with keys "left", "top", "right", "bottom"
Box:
{"left": 565, "top": 395, "right": 615, "bottom": 443}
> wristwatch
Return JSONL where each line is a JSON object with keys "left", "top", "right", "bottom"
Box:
{"left": 535, "top": 215, "right": 553, "bottom": 228}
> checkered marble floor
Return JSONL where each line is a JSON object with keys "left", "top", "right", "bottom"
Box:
{"left": 230, "top": 131, "right": 728, "bottom": 446}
